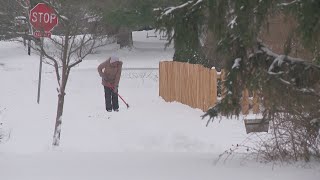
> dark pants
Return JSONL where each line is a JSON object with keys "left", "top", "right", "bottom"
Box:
{"left": 104, "top": 86, "right": 119, "bottom": 111}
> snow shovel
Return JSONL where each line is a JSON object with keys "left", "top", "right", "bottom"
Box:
{"left": 109, "top": 86, "right": 130, "bottom": 108}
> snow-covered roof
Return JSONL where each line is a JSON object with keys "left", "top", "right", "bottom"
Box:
{"left": 15, "top": 16, "right": 27, "bottom": 20}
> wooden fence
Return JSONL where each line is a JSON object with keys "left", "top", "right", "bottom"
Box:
{"left": 159, "top": 61, "right": 260, "bottom": 113}
{"left": 159, "top": 61, "right": 217, "bottom": 111}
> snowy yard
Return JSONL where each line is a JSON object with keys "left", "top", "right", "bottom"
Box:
{"left": 0, "top": 30, "right": 319, "bottom": 180}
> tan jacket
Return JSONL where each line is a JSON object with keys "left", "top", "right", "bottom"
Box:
{"left": 97, "top": 59, "right": 123, "bottom": 87}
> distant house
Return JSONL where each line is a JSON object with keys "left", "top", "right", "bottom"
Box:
{"left": 14, "top": 16, "right": 29, "bottom": 34}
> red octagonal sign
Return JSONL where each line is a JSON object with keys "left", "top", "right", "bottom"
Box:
{"left": 29, "top": 3, "right": 58, "bottom": 32}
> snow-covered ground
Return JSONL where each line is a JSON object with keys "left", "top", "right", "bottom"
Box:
{"left": 0, "top": 30, "right": 319, "bottom": 180}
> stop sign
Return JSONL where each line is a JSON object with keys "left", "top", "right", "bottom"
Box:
{"left": 29, "top": 3, "right": 58, "bottom": 32}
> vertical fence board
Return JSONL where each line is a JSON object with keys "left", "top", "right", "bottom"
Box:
{"left": 242, "top": 89, "right": 250, "bottom": 115}
{"left": 253, "top": 91, "right": 260, "bottom": 114}
{"left": 208, "top": 69, "right": 217, "bottom": 111}
{"left": 159, "top": 62, "right": 163, "bottom": 98}
{"left": 168, "top": 62, "right": 173, "bottom": 102}
{"left": 220, "top": 70, "right": 226, "bottom": 98}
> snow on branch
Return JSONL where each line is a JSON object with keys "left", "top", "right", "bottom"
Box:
{"left": 232, "top": 58, "right": 241, "bottom": 69}
{"left": 192, "top": 0, "right": 204, "bottom": 7}
{"left": 258, "top": 42, "right": 320, "bottom": 97}
{"left": 163, "top": 1, "right": 193, "bottom": 16}
{"left": 158, "top": 0, "right": 203, "bottom": 19}
{"left": 278, "top": 0, "right": 300, "bottom": 7}
{"left": 228, "top": 16, "right": 237, "bottom": 29}
{"left": 268, "top": 55, "right": 285, "bottom": 73}
{"left": 59, "top": 15, "right": 69, "bottom": 21}
{"left": 260, "top": 45, "right": 320, "bottom": 70}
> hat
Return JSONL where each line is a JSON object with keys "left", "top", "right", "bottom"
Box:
{"left": 109, "top": 56, "right": 119, "bottom": 63}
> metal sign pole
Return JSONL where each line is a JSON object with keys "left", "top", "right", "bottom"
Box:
{"left": 30, "top": 3, "right": 58, "bottom": 104}
{"left": 37, "top": 37, "right": 44, "bottom": 104}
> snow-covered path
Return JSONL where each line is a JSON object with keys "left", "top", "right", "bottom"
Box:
{"left": 1, "top": 31, "right": 319, "bottom": 180}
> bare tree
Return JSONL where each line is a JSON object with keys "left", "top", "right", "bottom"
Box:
{"left": 31, "top": 1, "right": 110, "bottom": 146}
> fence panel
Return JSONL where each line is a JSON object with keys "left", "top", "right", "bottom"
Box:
{"left": 159, "top": 61, "right": 218, "bottom": 111}
{"left": 159, "top": 61, "right": 261, "bottom": 114}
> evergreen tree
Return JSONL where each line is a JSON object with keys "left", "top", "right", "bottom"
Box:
{"left": 282, "top": 0, "right": 320, "bottom": 64}
{"left": 155, "top": 0, "right": 208, "bottom": 65}
{"left": 0, "top": 0, "right": 27, "bottom": 40}
{"left": 206, "top": 0, "right": 320, "bottom": 161}
{"left": 157, "top": 0, "right": 320, "bottom": 161}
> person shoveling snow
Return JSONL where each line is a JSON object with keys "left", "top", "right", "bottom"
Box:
{"left": 97, "top": 56, "right": 126, "bottom": 112}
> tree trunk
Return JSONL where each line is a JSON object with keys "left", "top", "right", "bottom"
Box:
{"left": 52, "top": 90, "right": 65, "bottom": 146}
{"left": 116, "top": 27, "right": 133, "bottom": 49}
{"left": 52, "top": 32, "right": 69, "bottom": 146}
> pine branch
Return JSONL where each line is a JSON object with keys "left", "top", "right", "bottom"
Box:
{"left": 259, "top": 44, "right": 320, "bottom": 70}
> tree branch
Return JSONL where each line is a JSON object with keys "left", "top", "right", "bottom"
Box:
{"left": 259, "top": 43, "right": 320, "bottom": 70}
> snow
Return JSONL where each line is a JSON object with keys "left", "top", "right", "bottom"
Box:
{"left": 232, "top": 58, "right": 241, "bottom": 69}
{"left": 161, "top": 1, "right": 193, "bottom": 17}
{"left": 268, "top": 55, "right": 285, "bottom": 72}
{"left": 311, "top": 118, "right": 320, "bottom": 125}
{"left": 0, "top": 30, "right": 319, "bottom": 179}
{"left": 192, "top": 0, "right": 204, "bottom": 7}
{"left": 60, "top": 15, "right": 69, "bottom": 21}
{"left": 228, "top": 16, "right": 237, "bottom": 29}
{"left": 278, "top": 0, "right": 299, "bottom": 7}
{"left": 14, "top": 16, "right": 27, "bottom": 20}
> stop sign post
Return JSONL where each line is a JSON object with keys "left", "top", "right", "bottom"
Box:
{"left": 29, "top": 3, "right": 59, "bottom": 104}
{"left": 29, "top": 3, "right": 58, "bottom": 37}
